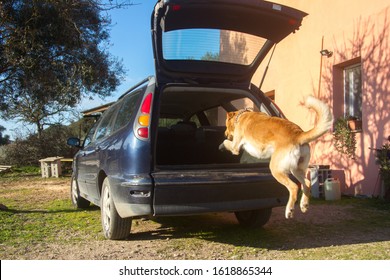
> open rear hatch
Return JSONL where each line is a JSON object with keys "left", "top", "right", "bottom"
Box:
{"left": 151, "top": 0, "right": 307, "bottom": 216}
{"left": 152, "top": 0, "right": 307, "bottom": 85}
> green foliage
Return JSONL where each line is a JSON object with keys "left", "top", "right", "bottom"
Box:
{"left": 376, "top": 143, "right": 390, "bottom": 201}
{"left": 0, "top": 0, "right": 125, "bottom": 136}
{"left": 0, "top": 125, "right": 10, "bottom": 145}
{"left": 333, "top": 116, "right": 357, "bottom": 159}
{"left": 2, "top": 124, "right": 79, "bottom": 166}
{"left": 8, "top": 166, "right": 40, "bottom": 175}
{"left": 201, "top": 51, "right": 220, "bottom": 61}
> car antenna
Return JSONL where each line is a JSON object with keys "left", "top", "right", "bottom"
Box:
{"left": 259, "top": 44, "right": 277, "bottom": 90}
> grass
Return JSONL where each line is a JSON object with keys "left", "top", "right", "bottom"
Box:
{"left": 0, "top": 176, "right": 103, "bottom": 248}
{"left": 0, "top": 166, "right": 41, "bottom": 178}
{"left": 0, "top": 195, "right": 102, "bottom": 246}
{"left": 1, "top": 175, "right": 390, "bottom": 259}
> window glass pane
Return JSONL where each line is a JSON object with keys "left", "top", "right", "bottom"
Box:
{"left": 344, "top": 64, "right": 362, "bottom": 119}
{"left": 113, "top": 92, "right": 141, "bottom": 131}
{"left": 200, "top": 107, "right": 223, "bottom": 126}
{"left": 83, "top": 122, "right": 99, "bottom": 147}
{"left": 94, "top": 106, "right": 118, "bottom": 141}
{"left": 163, "top": 29, "right": 267, "bottom": 66}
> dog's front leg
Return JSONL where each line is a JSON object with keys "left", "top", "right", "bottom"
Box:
{"left": 220, "top": 139, "right": 241, "bottom": 155}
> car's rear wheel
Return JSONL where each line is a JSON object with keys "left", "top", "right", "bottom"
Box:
{"left": 101, "top": 177, "right": 132, "bottom": 240}
{"left": 234, "top": 208, "right": 272, "bottom": 228}
{"left": 70, "top": 175, "right": 90, "bottom": 209}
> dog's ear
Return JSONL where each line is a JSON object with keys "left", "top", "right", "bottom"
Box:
{"left": 227, "top": 112, "right": 236, "bottom": 121}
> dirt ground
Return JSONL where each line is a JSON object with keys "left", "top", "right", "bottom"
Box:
{"left": 1, "top": 177, "right": 390, "bottom": 260}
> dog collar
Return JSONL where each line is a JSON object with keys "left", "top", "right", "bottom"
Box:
{"left": 235, "top": 107, "right": 254, "bottom": 124}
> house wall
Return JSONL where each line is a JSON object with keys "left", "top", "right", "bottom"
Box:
{"left": 251, "top": 0, "right": 390, "bottom": 196}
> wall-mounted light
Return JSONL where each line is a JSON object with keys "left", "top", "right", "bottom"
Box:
{"left": 320, "top": 49, "right": 333, "bottom": 58}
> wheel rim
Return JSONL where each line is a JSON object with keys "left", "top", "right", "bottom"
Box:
{"left": 102, "top": 185, "right": 111, "bottom": 234}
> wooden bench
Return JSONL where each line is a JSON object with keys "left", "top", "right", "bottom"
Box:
{"left": 39, "top": 157, "right": 63, "bottom": 178}
{"left": 38, "top": 157, "right": 73, "bottom": 178}
{"left": 0, "top": 165, "right": 12, "bottom": 174}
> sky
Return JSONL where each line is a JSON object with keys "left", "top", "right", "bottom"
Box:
{"left": 0, "top": 1, "right": 157, "bottom": 139}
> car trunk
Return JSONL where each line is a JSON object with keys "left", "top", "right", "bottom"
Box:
{"left": 151, "top": 85, "right": 288, "bottom": 216}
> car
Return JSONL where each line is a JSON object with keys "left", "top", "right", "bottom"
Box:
{"left": 67, "top": 0, "right": 307, "bottom": 240}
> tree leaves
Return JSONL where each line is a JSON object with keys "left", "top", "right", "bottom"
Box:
{"left": 0, "top": 0, "right": 126, "bottom": 136}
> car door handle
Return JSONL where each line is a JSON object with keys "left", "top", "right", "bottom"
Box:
{"left": 81, "top": 146, "right": 100, "bottom": 157}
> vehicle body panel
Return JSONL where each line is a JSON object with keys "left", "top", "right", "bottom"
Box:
{"left": 68, "top": 1, "right": 307, "bottom": 236}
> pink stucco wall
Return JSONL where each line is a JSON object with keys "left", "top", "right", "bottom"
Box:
{"left": 251, "top": 0, "right": 390, "bottom": 196}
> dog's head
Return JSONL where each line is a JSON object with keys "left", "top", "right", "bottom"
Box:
{"left": 224, "top": 111, "right": 239, "bottom": 140}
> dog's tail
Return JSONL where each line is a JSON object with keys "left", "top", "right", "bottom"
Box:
{"left": 297, "top": 95, "right": 333, "bottom": 144}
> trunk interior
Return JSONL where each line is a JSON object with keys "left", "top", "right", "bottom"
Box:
{"left": 154, "top": 86, "right": 269, "bottom": 167}
{"left": 156, "top": 124, "right": 239, "bottom": 165}
{"left": 151, "top": 85, "right": 288, "bottom": 216}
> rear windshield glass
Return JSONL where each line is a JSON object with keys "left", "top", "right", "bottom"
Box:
{"left": 162, "top": 28, "right": 267, "bottom": 65}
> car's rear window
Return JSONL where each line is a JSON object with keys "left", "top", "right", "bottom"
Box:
{"left": 162, "top": 28, "right": 267, "bottom": 66}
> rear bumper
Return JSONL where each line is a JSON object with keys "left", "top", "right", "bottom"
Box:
{"left": 152, "top": 168, "right": 289, "bottom": 216}
{"left": 110, "top": 168, "right": 289, "bottom": 218}
{"left": 110, "top": 174, "right": 153, "bottom": 218}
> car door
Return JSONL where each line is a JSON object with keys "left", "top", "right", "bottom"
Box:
{"left": 77, "top": 105, "right": 119, "bottom": 204}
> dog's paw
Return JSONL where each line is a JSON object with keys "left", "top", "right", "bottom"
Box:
{"left": 300, "top": 203, "right": 309, "bottom": 213}
{"left": 285, "top": 208, "right": 294, "bottom": 219}
{"left": 300, "top": 196, "right": 310, "bottom": 213}
{"left": 218, "top": 143, "right": 226, "bottom": 151}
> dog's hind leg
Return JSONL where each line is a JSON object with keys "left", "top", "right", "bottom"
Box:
{"left": 291, "top": 168, "right": 311, "bottom": 213}
{"left": 293, "top": 145, "right": 311, "bottom": 213}
{"left": 270, "top": 159, "right": 299, "bottom": 219}
{"left": 273, "top": 172, "right": 300, "bottom": 219}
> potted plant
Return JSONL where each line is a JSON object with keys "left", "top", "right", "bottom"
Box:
{"left": 347, "top": 116, "right": 362, "bottom": 132}
{"left": 333, "top": 116, "right": 357, "bottom": 159}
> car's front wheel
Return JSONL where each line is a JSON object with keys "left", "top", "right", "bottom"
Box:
{"left": 101, "top": 177, "right": 132, "bottom": 240}
{"left": 70, "top": 175, "right": 90, "bottom": 209}
{"left": 234, "top": 208, "right": 272, "bottom": 228}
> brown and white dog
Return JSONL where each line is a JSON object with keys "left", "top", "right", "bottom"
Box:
{"left": 219, "top": 96, "right": 333, "bottom": 219}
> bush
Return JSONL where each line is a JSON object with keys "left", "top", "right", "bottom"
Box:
{"left": 2, "top": 124, "right": 79, "bottom": 166}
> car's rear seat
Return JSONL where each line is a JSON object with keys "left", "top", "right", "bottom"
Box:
{"left": 156, "top": 123, "right": 238, "bottom": 165}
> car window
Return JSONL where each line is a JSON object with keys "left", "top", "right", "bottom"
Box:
{"left": 93, "top": 105, "right": 118, "bottom": 141}
{"left": 83, "top": 121, "right": 99, "bottom": 147}
{"left": 113, "top": 91, "right": 142, "bottom": 131}
{"left": 158, "top": 117, "right": 182, "bottom": 128}
{"left": 163, "top": 28, "right": 267, "bottom": 66}
{"left": 188, "top": 97, "right": 265, "bottom": 127}
{"left": 202, "top": 107, "right": 226, "bottom": 126}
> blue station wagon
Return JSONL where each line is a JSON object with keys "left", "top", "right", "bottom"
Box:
{"left": 67, "top": 0, "right": 307, "bottom": 240}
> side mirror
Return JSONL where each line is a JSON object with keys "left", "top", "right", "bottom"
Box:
{"left": 67, "top": 137, "right": 81, "bottom": 148}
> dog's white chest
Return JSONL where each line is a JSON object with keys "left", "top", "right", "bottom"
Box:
{"left": 243, "top": 142, "right": 274, "bottom": 159}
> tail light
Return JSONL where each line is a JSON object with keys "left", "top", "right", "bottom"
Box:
{"left": 135, "top": 93, "right": 153, "bottom": 140}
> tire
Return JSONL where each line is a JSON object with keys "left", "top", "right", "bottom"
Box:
{"left": 70, "top": 175, "right": 90, "bottom": 209}
{"left": 100, "top": 177, "right": 132, "bottom": 240}
{"left": 234, "top": 208, "right": 272, "bottom": 228}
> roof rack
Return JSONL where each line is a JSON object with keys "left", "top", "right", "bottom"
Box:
{"left": 118, "top": 76, "right": 153, "bottom": 100}
{"left": 81, "top": 76, "right": 154, "bottom": 117}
